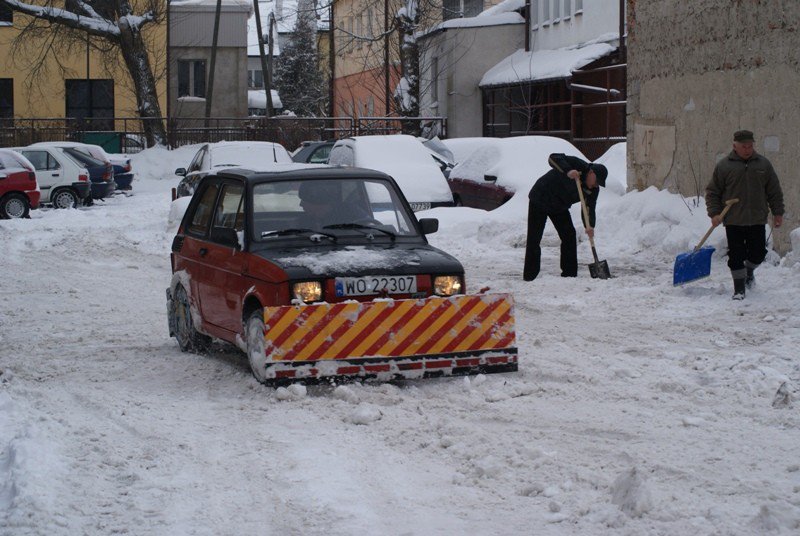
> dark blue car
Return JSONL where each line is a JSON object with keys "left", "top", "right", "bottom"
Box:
{"left": 62, "top": 147, "right": 115, "bottom": 202}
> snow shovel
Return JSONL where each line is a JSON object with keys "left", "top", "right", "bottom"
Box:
{"left": 575, "top": 176, "right": 611, "bottom": 279}
{"left": 673, "top": 198, "right": 739, "bottom": 286}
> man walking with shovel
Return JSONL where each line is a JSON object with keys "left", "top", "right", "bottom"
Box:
{"left": 523, "top": 153, "right": 608, "bottom": 280}
{"left": 706, "top": 130, "right": 784, "bottom": 300}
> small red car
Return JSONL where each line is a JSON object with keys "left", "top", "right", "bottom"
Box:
{"left": 0, "top": 148, "right": 40, "bottom": 219}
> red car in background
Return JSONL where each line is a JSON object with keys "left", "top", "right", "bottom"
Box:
{"left": 0, "top": 148, "right": 40, "bottom": 219}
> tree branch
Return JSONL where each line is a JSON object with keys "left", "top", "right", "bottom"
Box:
{"left": 1, "top": 0, "right": 120, "bottom": 37}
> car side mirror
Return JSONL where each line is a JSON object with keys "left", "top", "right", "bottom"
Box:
{"left": 418, "top": 218, "right": 438, "bottom": 235}
{"left": 210, "top": 226, "right": 241, "bottom": 250}
{"left": 175, "top": 167, "right": 187, "bottom": 176}
{"left": 484, "top": 174, "right": 498, "bottom": 183}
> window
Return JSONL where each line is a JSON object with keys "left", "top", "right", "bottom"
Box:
{"left": 553, "top": 0, "right": 560, "bottom": 23}
{"left": 308, "top": 145, "right": 332, "bottom": 164}
{"left": 188, "top": 183, "right": 220, "bottom": 236}
{"left": 21, "top": 151, "right": 60, "bottom": 171}
{"left": 576, "top": 0, "right": 583, "bottom": 13}
{"left": 248, "top": 69, "right": 264, "bottom": 89}
{"left": 65, "top": 79, "right": 114, "bottom": 130}
{"left": 431, "top": 57, "right": 439, "bottom": 103}
{"left": 356, "top": 14, "right": 363, "bottom": 49}
{"left": 564, "top": 0, "right": 571, "bottom": 19}
{"left": 442, "top": 0, "right": 483, "bottom": 21}
{"left": 0, "top": 4, "right": 12, "bottom": 25}
{"left": 542, "top": 0, "right": 549, "bottom": 25}
{"left": 0, "top": 79, "right": 12, "bottom": 125}
{"left": 178, "top": 59, "right": 206, "bottom": 98}
{"left": 213, "top": 183, "right": 245, "bottom": 231}
{"left": 531, "top": 0, "right": 539, "bottom": 28}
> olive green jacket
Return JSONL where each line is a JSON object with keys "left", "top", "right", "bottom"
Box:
{"left": 706, "top": 151, "right": 784, "bottom": 225}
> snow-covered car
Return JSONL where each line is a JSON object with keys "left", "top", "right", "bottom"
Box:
{"left": 174, "top": 141, "right": 293, "bottom": 198}
{"left": 30, "top": 141, "right": 134, "bottom": 191}
{"left": 57, "top": 147, "right": 115, "bottom": 202}
{"left": 15, "top": 146, "right": 91, "bottom": 208}
{"left": 166, "top": 166, "right": 517, "bottom": 384}
{"left": 291, "top": 140, "right": 335, "bottom": 164}
{"left": 446, "top": 136, "right": 588, "bottom": 210}
{"left": 327, "top": 135, "right": 454, "bottom": 211}
{"left": 0, "top": 149, "right": 40, "bottom": 219}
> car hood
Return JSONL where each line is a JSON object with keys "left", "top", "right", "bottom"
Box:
{"left": 251, "top": 242, "right": 463, "bottom": 279}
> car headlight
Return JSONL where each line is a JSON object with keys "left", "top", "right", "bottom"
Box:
{"left": 292, "top": 281, "right": 323, "bottom": 303}
{"left": 433, "top": 275, "right": 463, "bottom": 297}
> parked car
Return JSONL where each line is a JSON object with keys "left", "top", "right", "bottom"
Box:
{"left": 446, "top": 136, "right": 587, "bottom": 210}
{"left": 327, "top": 135, "right": 454, "bottom": 211}
{"left": 15, "top": 146, "right": 91, "bottom": 208}
{"left": 59, "top": 147, "right": 115, "bottom": 202}
{"left": 175, "top": 141, "right": 294, "bottom": 198}
{"left": 31, "top": 141, "right": 127, "bottom": 192}
{"left": 292, "top": 141, "right": 335, "bottom": 164}
{"left": 166, "top": 166, "right": 517, "bottom": 384}
{"left": 0, "top": 149, "right": 40, "bottom": 219}
{"left": 420, "top": 137, "right": 456, "bottom": 179}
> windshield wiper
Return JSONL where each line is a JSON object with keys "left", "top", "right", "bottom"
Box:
{"left": 324, "top": 223, "right": 396, "bottom": 240}
{"left": 261, "top": 228, "right": 337, "bottom": 241}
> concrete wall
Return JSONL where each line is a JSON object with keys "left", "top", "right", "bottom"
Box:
{"left": 419, "top": 23, "right": 525, "bottom": 138}
{"left": 627, "top": 1, "right": 798, "bottom": 253}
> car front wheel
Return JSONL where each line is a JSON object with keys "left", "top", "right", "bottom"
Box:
{"left": 172, "top": 284, "right": 210, "bottom": 352}
{"left": 51, "top": 188, "right": 79, "bottom": 209}
{"left": 245, "top": 309, "right": 269, "bottom": 383}
{"left": 0, "top": 193, "right": 30, "bottom": 219}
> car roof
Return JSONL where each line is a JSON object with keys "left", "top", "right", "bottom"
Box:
{"left": 215, "top": 165, "right": 394, "bottom": 183}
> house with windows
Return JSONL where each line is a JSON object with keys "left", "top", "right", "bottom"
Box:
{"left": 420, "top": 0, "right": 626, "bottom": 159}
{"left": 0, "top": 3, "right": 166, "bottom": 139}
{"left": 169, "top": 0, "right": 253, "bottom": 119}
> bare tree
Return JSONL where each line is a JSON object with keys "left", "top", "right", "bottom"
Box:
{"left": 1, "top": 0, "right": 167, "bottom": 146}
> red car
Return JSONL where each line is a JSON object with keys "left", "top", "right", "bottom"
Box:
{"left": 166, "top": 166, "right": 518, "bottom": 384}
{"left": 0, "top": 149, "right": 40, "bottom": 219}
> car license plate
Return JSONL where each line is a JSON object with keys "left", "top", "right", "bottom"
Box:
{"left": 335, "top": 276, "right": 417, "bottom": 297}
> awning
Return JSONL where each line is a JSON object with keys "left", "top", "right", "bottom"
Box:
{"left": 479, "top": 42, "right": 615, "bottom": 88}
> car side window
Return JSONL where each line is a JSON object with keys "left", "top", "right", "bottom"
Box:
{"left": 212, "top": 182, "right": 245, "bottom": 231}
{"left": 187, "top": 182, "right": 220, "bottom": 236}
{"left": 47, "top": 154, "right": 61, "bottom": 170}
{"left": 187, "top": 147, "right": 204, "bottom": 173}
{"left": 309, "top": 145, "right": 332, "bottom": 164}
{"left": 21, "top": 151, "right": 47, "bottom": 170}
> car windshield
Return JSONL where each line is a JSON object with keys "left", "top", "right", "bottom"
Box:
{"left": 252, "top": 178, "right": 418, "bottom": 242}
{"left": 62, "top": 147, "right": 105, "bottom": 168}
{"left": 210, "top": 145, "right": 292, "bottom": 169}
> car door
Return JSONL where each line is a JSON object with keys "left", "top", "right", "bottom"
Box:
{"left": 195, "top": 179, "right": 249, "bottom": 333}
{"left": 183, "top": 145, "right": 208, "bottom": 195}
{"left": 20, "top": 150, "right": 62, "bottom": 200}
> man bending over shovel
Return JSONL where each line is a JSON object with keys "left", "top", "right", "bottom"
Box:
{"left": 706, "top": 130, "right": 784, "bottom": 300}
{"left": 523, "top": 154, "right": 608, "bottom": 281}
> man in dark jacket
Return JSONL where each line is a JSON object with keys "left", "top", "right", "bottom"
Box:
{"left": 523, "top": 153, "right": 608, "bottom": 280}
{"left": 706, "top": 130, "right": 784, "bottom": 300}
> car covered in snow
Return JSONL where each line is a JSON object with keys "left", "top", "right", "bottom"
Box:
{"left": 446, "top": 136, "right": 587, "bottom": 210}
{"left": 167, "top": 166, "right": 517, "bottom": 384}
{"left": 0, "top": 149, "right": 40, "bottom": 219}
{"left": 30, "top": 141, "right": 134, "bottom": 191}
{"left": 14, "top": 146, "right": 92, "bottom": 209}
{"left": 174, "top": 141, "right": 294, "bottom": 198}
{"left": 327, "top": 135, "right": 454, "bottom": 211}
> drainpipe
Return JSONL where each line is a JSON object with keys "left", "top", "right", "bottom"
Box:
{"left": 329, "top": 0, "right": 335, "bottom": 119}
{"left": 619, "top": 0, "right": 626, "bottom": 61}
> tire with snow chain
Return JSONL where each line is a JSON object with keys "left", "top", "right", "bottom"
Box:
{"left": 51, "top": 188, "right": 79, "bottom": 209}
{"left": 245, "top": 309, "right": 268, "bottom": 383}
{"left": 0, "top": 193, "right": 30, "bottom": 219}
{"left": 172, "top": 284, "right": 211, "bottom": 352}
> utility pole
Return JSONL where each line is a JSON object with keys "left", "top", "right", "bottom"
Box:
{"left": 253, "top": 0, "right": 273, "bottom": 116}
{"left": 267, "top": 13, "right": 276, "bottom": 113}
{"left": 205, "top": 0, "right": 223, "bottom": 129}
{"left": 383, "top": 0, "right": 389, "bottom": 115}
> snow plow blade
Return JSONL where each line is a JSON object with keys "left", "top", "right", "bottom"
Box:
{"left": 259, "top": 293, "right": 517, "bottom": 383}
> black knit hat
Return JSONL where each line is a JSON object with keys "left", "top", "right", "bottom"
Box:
{"left": 590, "top": 163, "right": 608, "bottom": 187}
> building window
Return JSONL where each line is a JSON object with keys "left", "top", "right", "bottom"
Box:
{"left": 178, "top": 59, "right": 206, "bottom": 98}
{"left": 430, "top": 57, "right": 439, "bottom": 104}
{"left": 65, "top": 79, "right": 114, "bottom": 130}
{"left": 531, "top": 0, "right": 539, "bottom": 29}
{"left": 483, "top": 81, "right": 571, "bottom": 138}
{"left": 0, "top": 4, "right": 12, "bottom": 25}
{"left": 443, "top": 0, "right": 483, "bottom": 21}
{"left": 248, "top": 69, "right": 264, "bottom": 89}
{"left": 564, "top": 0, "right": 571, "bottom": 19}
{"left": 0, "top": 79, "right": 12, "bottom": 125}
{"left": 542, "top": 0, "right": 550, "bottom": 25}
{"left": 575, "top": 0, "right": 583, "bottom": 13}
{"left": 553, "top": 0, "right": 560, "bottom": 23}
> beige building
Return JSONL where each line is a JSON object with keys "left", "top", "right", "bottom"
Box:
{"left": 627, "top": 1, "right": 797, "bottom": 253}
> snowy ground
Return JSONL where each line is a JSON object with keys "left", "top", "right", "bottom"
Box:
{"left": 2, "top": 145, "right": 800, "bottom": 535}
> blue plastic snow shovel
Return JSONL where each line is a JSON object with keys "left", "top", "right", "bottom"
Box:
{"left": 673, "top": 198, "right": 738, "bottom": 286}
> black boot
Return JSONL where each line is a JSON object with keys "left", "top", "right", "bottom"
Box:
{"left": 732, "top": 278, "right": 746, "bottom": 300}
{"left": 744, "top": 261, "right": 757, "bottom": 289}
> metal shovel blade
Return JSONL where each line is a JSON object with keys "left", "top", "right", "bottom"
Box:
{"left": 673, "top": 246, "right": 715, "bottom": 286}
{"left": 588, "top": 259, "right": 611, "bottom": 279}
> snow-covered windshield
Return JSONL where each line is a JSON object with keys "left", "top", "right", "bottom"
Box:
{"left": 251, "top": 178, "right": 418, "bottom": 241}
{"left": 209, "top": 144, "right": 292, "bottom": 170}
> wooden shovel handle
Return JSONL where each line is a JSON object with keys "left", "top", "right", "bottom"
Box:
{"left": 695, "top": 198, "right": 739, "bottom": 251}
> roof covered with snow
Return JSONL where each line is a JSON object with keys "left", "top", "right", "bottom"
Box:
{"left": 480, "top": 42, "right": 616, "bottom": 87}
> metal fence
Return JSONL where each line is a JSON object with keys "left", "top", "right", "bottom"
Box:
{"left": 0, "top": 115, "right": 448, "bottom": 154}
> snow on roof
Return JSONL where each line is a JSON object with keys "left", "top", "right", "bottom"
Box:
{"left": 477, "top": 0, "right": 526, "bottom": 17}
{"left": 479, "top": 42, "right": 615, "bottom": 87}
{"left": 248, "top": 89, "right": 284, "bottom": 110}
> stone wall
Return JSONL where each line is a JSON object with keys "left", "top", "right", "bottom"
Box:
{"left": 627, "top": 0, "right": 798, "bottom": 253}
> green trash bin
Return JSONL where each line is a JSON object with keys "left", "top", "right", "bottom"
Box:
{"left": 81, "top": 132, "right": 122, "bottom": 153}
